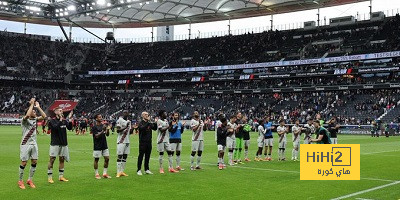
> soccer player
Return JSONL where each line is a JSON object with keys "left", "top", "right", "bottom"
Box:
{"left": 157, "top": 110, "right": 175, "bottom": 173}
{"left": 45, "top": 117, "right": 52, "bottom": 135}
{"left": 217, "top": 118, "right": 229, "bottom": 170}
{"left": 91, "top": 114, "right": 111, "bottom": 179}
{"left": 41, "top": 118, "right": 47, "bottom": 135}
{"left": 303, "top": 119, "right": 315, "bottom": 144}
{"left": 234, "top": 113, "right": 244, "bottom": 164}
{"left": 243, "top": 117, "right": 252, "bottom": 162}
{"left": 384, "top": 123, "right": 390, "bottom": 137}
{"left": 116, "top": 110, "right": 131, "bottom": 177}
{"left": 18, "top": 98, "right": 46, "bottom": 189}
{"left": 47, "top": 107, "right": 73, "bottom": 183}
{"left": 111, "top": 119, "right": 116, "bottom": 134}
{"left": 215, "top": 113, "right": 224, "bottom": 165}
{"left": 227, "top": 115, "right": 237, "bottom": 166}
{"left": 291, "top": 119, "right": 302, "bottom": 161}
{"left": 371, "top": 121, "right": 378, "bottom": 137}
{"left": 136, "top": 112, "right": 157, "bottom": 175}
{"left": 263, "top": 116, "right": 275, "bottom": 161}
{"left": 277, "top": 120, "right": 288, "bottom": 161}
{"left": 74, "top": 118, "right": 80, "bottom": 135}
{"left": 316, "top": 113, "right": 325, "bottom": 126}
{"left": 80, "top": 118, "right": 87, "bottom": 135}
{"left": 190, "top": 111, "right": 208, "bottom": 170}
{"left": 327, "top": 117, "right": 340, "bottom": 144}
{"left": 169, "top": 112, "right": 185, "bottom": 171}
{"left": 255, "top": 119, "right": 265, "bottom": 161}
{"left": 215, "top": 113, "right": 224, "bottom": 142}
{"left": 310, "top": 120, "right": 331, "bottom": 144}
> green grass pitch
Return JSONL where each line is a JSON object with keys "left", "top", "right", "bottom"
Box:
{"left": 0, "top": 125, "right": 399, "bottom": 200}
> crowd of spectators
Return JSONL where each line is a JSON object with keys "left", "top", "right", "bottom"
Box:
{"left": 1, "top": 14, "right": 400, "bottom": 80}
{"left": 1, "top": 14, "right": 400, "bottom": 126}
{"left": 1, "top": 86, "right": 399, "bottom": 125}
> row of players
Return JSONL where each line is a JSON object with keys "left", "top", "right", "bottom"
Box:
{"left": 17, "top": 98, "right": 338, "bottom": 189}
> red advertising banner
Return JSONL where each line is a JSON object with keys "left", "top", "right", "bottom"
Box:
{"left": 0, "top": 113, "right": 20, "bottom": 119}
{"left": 48, "top": 100, "right": 78, "bottom": 112}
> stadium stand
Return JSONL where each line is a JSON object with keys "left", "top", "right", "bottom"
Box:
{"left": 1, "top": 14, "right": 400, "bottom": 126}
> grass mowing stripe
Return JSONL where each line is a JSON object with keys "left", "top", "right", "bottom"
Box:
{"left": 2, "top": 125, "right": 400, "bottom": 200}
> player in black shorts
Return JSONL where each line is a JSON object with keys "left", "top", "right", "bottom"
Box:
{"left": 80, "top": 119, "right": 87, "bottom": 135}
{"left": 91, "top": 114, "right": 111, "bottom": 179}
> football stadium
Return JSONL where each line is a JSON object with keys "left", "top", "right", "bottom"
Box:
{"left": 0, "top": 0, "right": 400, "bottom": 199}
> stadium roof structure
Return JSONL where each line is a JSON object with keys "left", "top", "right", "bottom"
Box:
{"left": 0, "top": 0, "right": 368, "bottom": 28}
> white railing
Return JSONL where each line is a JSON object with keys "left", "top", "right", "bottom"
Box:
{"left": 49, "top": 8, "right": 400, "bottom": 44}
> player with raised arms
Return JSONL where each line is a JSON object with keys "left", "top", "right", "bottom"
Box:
{"left": 18, "top": 98, "right": 46, "bottom": 189}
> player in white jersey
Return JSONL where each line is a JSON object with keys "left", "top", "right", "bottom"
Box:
{"left": 214, "top": 113, "right": 224, "bottom": 166}
{"left": 115, "top": 110, "right": 132, "bottom": 177}
{"left": 303, "top": 119, "right": 315, "bottom": 144}
{"left": 215, "top": 120, "right": 221, "bottom": 141}
{"left": 190, "top": 111, "right": 208, "bottom": 170}
{"left": 157, "top": 110, "right": 175, "bottom": 174}
{"left": 277, "top": 120, "right": 289, "bottom": 161}
{"left": 18, "top": 98, "right": 46, "bottom": 189}
{"left": 227, "top": 115, "right": 237, "bottom": 166}
{"left": 215, "top": 113, "right": 224, "bottom": 142}
{"left": 255, "top": 119, "right": 266, "bottom": 161}
{"left": 291, "top": 119, "right": 303, "bottom": 161}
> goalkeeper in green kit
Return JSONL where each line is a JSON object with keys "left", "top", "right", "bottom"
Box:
{"left": 234, "top": 113, "right": 247, "bottom": 164}
{"left": 243, "top": 117, "right": 252, "bottom": 162}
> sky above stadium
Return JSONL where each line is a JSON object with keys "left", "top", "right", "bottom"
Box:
{"left": 0, "top": 0, "right": 399, "bottom": 42}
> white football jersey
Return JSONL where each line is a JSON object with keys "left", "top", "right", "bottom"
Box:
{"left": 214, "top": 120, "right": 221, "bottom": 141}
{"left": 116, "top": 117, "right": 130, "bottom": 144}
{"left": 227, "top": 122, "right": 237, "bottom": 139}
{"left": 157, "top": 119, "right": 169, "bottom": 143}
{"left": 291, "top": 125, "right": 301, "bottom": 142}
{"left": 21, "top": 118, "right": 38, "bottom": 145}
{"left": 277, "top": 125, "right": 287, "bottom": 142}
{"left": 257, "top": 125, "right": 265, "bottom": 141}
{"left": 191, "top": 119, "right": 204, "bottom": 141}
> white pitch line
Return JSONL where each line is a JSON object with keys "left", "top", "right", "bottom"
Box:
{"left": 331, "top": 181, "right": 400, "bottom": 200}
{"left": 362, "top": 150, "right": 400, "bottom": 155}
{"left": 149, "top": 159, "right": 398, "bottom": 182}
{"left": 361, "top": 177, "right": 397, "bottom": 182}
